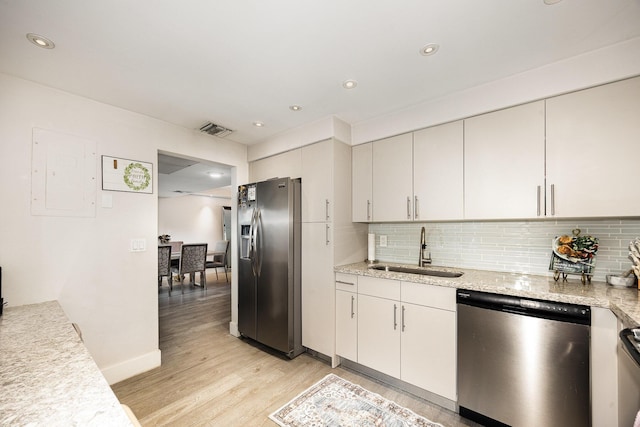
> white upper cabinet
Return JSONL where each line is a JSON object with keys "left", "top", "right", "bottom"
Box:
{"left": 372, "top": 133, "right": 413, "bottom": 222}
{"left": 464, "top": 101, "right": 545, "bottom": 220}
{"left": 413, "top": 121, "right": 464, "bottom": 221}
{"left": 546, "top": 76, "right": 640, "bottom": 218}
{"left": 249, "top": 149, "right": 302, "bottom": 183}
{"left": 350, "top": 77, "right": 639, "bottom": 222}
{"left": 352, "top": 143, "right": 373, "bottom": 222}
{"left": 301, "top": 139, "right": 333, "bottom": 223}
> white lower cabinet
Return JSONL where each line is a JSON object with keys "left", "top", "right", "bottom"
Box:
{"left": 302, "top": 222, "right": 334, "bottom": 356}
{"left": 335, "top": 273, "right": 358, "bottom": 362}
{"left": 358, "top": 294, "right": 401, "bottom": 378}
{"left": 341, "top": 275, "right": 456, "bottom": 401}
{"left": 400, "top": 301, "right": 456, "bottom": 401}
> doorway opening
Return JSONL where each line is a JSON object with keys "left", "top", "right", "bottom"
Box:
{"left": 157, "top": 150, "right": 234, "bottom": 298}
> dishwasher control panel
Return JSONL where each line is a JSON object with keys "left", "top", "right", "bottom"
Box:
{"left": 457, "top": 289, "right": 591, "bottom": 325}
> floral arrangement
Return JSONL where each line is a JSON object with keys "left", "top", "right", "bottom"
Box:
{"left": 158, "top": 234, "right": 171, "bottom": 244}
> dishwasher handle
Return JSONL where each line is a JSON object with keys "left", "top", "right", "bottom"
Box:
{"left": 457, "top": 289, "right": 591, "bottom": 326}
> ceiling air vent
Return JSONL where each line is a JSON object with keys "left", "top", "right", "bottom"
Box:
{"left": 199, "top": 122, "right": 234, "bottom": 138}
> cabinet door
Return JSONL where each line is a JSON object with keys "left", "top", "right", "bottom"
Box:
{"left": 413, "top": 121, "right": 464, "bottom": 221}
{"left": 546, "top": 77, "right": 640, "bottom": 217}
{"left": 401, "top": 302, "right": 456, "bottom": 401}
{"left": 249, "top": 149, "right": 302, "bottom": 182}
{"left": 336, "top": 290, "right": 357, "bottom": 361}
{"left": 301, "top": 222, "right": 334, "bottom": 356}
{"left": 372, "top": 134, "right": 413, "bottom": 222}
{"left": 464, "top": 101, "right": 545, "bottom": 220}
{"left": 301, "top": 140, "right": 333, "bottom": 222}
{"left": 352, "top": 143, "right": 373, "bottom": 222}
{"left": 358, "top": 294, "right": 401, "bottom": 378}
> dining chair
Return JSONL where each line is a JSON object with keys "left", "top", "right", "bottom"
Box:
{"left": 158, "top": 245, "right": 172, "bottom": 294}
{"left": 168, "top": 241, "right": 183, "bottom": 253}
{"left": 168, "top": 240, "right": 183, "bottom": 269}
{"left": 206, "top": 240, "right": 230, "bottom": 282}
{"left": 173, "top": 243, "right": 208, "bottom": 293}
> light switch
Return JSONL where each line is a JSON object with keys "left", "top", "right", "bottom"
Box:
{"left": 130, "top": 238, "right": 147, "bottom": 252}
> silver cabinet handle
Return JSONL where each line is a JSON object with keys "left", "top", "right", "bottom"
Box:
{"left": 402, "top": 305, "right": 406, "bottom": 332}
{"left": 367, "top": 200, "right": 371, "bottom": 221}
{"left": 406, "top": 197, "right": 411, "bottom": 220}
{"left": 325, "top": 199, "right": 330, "bottom": 220}
{"left": 414, "top": 195, "right": 419, "bottom": 219}
{"left": 335, "top": 280, "right": 355, "bottom": 286}
{"left": 325, "top": 224, "right": 330, "bottom": 245}
{"left": 550, "top": 184, "right": 555, "bottom": 216}
{"left": 537, "top": 185, "right": 541, "bottom": 217}
{"left": 393, "top": 304, "right": 398, "bottom": 330}
{"left": 350, "top": 295, "right": 355, "bottom": 319}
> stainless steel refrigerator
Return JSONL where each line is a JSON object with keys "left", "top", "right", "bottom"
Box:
{"left": 237, "top": 177, "right": 303, "bottom": 358}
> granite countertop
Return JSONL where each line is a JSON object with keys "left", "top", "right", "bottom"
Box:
{"left": 335, "top": 262, "right": 640, "bottom": 328}
{"left": 0, "top": 301, "right": 133, "bottom": 426}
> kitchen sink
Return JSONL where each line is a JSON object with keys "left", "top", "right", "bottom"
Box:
{"left": 369, "top": 265, "right": 463, "bottom": 278}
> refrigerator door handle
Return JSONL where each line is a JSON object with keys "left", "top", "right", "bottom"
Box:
{"left": 248, "top": 208, "right": 257, "bottom": 276}
{"left": 255, "top": 208, "right": 263, "bottom": 277}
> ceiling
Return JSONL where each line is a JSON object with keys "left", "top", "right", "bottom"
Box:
{"left": 2, "top": 1, "right": 640, "bottom": 147}
{"left": 157, "top": 153, "right": 232, "bottom": 198}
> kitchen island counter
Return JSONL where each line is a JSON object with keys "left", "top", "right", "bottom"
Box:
{"left": 0, "top": 300, "right": 133, "bottom": 426}
{"left": 335, "top": 262, "right": 640, "bottom": 327}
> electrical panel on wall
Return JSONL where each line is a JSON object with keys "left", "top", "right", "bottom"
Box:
{"left": 31, "top": 128, "right": 97, "bottom": 217}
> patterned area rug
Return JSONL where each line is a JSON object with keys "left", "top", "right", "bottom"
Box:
{"left": 269, "top": 373, "right": 444, "bottom": 427}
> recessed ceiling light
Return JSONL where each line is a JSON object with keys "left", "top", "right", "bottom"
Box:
{"left": 289, "top": 105, "right": 302, "bottom": 111}
{"left": 253, "top": 121, "right": 265, "bottom": 127}
{"left": 26, "top": 33, "right": 55, "bottom": 49}
{"left": 544, "top": 0, "right": 562, "bottom": 4}
{"left": 342, "top": 80, "right": 357, "bottom": 89}
{"left": 208, "top": 172, "right": 224, "bottom": 178}
{"left": 420, "top": 43, "right": 439, "bottom": 56}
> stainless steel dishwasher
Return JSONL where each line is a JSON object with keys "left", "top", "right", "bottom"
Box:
{"left": 457, "top": 290, "right": 591, "bottom": 427}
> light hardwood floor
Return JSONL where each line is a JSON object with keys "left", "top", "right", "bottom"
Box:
{"left": 112, "top": 273, "right": 479, "bottom": 426}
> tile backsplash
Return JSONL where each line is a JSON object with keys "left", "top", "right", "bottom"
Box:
{"left": 369, "top": 219, "right": 640, "bottom": 282}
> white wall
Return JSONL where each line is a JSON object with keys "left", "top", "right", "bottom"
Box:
{"left": 248, "top": 36, "right": 640, "bottom": 155}
{"left": 158, "top": 192, "right": 231, "bottom": 247}
{"left": 352, "top": 37, "right": 640, "bottom": 145}
{"left": 0, "top": 73, "right": 248, "bottom": 384}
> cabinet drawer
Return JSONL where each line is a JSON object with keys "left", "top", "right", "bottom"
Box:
{"left": 401, "top": 281, "right": 455, "bottom": 311}
{"left": 336, "top": 273, "right": 358, "bottom": 292}
{"left": 359, "top": 276, "right": 400, "bottom": 300}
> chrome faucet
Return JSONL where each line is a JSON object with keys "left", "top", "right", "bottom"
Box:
{"left": 419, "top": 226, "right": 432, "bottom": 266}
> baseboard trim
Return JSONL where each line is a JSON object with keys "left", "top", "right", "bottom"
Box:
{"left": 101, "top": 349, "right": 161, "bottom": 385}
{"left": 339, "top": 358, "right": 457, "bottom": 412}
{"left": 229, "top": 321, "right": 239, "bottom": 337}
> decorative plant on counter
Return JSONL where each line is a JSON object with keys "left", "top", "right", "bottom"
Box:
{"left": 158, "top": 234, "right": 171, "bottom": 244}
